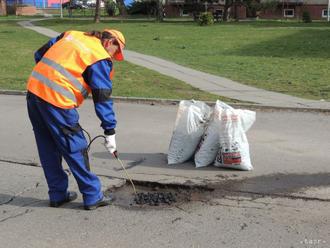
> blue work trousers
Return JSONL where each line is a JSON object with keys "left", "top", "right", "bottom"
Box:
{"left": 26, "top": 92, "right": 103, "bottom": 206}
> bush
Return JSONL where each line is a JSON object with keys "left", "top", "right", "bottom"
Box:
{"left": 198, "top": 12, "right": 214, "bottom": 26}
{"left": 248, "top": 1, "right": 262, "bottom": 17}
{"left": 105, "top": 0, "right": 117, "bottom": 16}
{"left": 302, "top": 11, "right": 312, "bottom": 23}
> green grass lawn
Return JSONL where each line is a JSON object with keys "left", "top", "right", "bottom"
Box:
{"left": 35, "top": 19, "right": 330, "bottom": 101}
{"left": 0, "top": 20, "right": 226, "bottom": 102}
{"left": 0, "top": 21, "right": 47, "bottom": 90}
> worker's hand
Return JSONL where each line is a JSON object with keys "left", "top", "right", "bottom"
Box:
{"left": 104, "top": 134, "right": 116, "bottom": 154}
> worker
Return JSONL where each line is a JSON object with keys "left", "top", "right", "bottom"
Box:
{"left": 26, "top": 29, "right": 125, "bottom": 210}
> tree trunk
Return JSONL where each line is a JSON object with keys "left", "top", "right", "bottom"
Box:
{"left": 0, "top": 0, "right": 7, "bottom": 16}
{"left": 94, "top": 0, "right": 101, "bottom": 23}
{"left": 223, "top": 0, "right": 233, "bottom": 21}
{"left": 156, "top": 0, "right": 164, "bottom": 21}
{"left": 116, "top": 0, "right": 127, "bottom": 17}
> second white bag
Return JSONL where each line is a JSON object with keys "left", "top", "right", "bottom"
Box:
{"left": 194, "top": 100, "right": 233, "bottom": 168}
{"left": 214, "top": 107, "right": 256, "bottom": 171}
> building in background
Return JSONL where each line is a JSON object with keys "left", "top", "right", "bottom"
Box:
{"left": 3, "top": 0, "right": 329, "bottom": 20}
{"left": 259, "top": 0, "right": 329, "bottom": 20}
{"left": 164, "top": 0, "right": 329, "bottom": 20}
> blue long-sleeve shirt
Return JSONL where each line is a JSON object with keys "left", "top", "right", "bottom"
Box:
{"left": 82, "top": 60, "right": 116, "bottom": 134}
{"left": 34, "top": 32, "right": 116, "bottom": 135}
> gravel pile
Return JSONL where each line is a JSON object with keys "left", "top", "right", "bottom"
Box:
{"left": 134, "top": 192, "right": 177, "bottom": 206}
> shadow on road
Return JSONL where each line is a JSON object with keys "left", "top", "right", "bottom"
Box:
{"left": 0, "top": 194, "right": 83, "bottom": 210}
{"left": 92, "top": 151, "right": 235, "bottom": 172}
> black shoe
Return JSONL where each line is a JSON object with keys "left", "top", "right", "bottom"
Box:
{"left": 84, "top": 194, "right": 115, "bottom": 211}
{"left": 49, "top": 191, "right": 78, "bottom": 208}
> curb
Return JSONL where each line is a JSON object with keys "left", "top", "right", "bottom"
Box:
{"left": 1, "top": 89, "right": 329, "bottom": 113}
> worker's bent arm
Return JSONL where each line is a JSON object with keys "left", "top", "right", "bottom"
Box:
{"left": 34, "top": 32, "right": 65, "bottom": 64}
{"left": 83, "top": 59, "right": 117, "bottom": 135}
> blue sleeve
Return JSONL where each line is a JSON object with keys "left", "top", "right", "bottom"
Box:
{"left": 82, "top": 59, "right": 117, "bottom": 134}
{"left": 34, "top": 32, "right": 65, "bottom": 63}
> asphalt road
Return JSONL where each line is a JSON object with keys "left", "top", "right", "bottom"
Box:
{"left": 0, "top": 95, "right": 329, "bottom": 248}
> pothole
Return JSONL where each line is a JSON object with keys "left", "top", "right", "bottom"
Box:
{"left": 105, "top": 172, "right": 330, "bottom": 209}
{"left": 106, "top": 181, "right": 213, "bottom": 209}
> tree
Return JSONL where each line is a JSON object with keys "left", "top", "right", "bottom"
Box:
{"left": 127, "top": 1, "right": 157, "bottom": 17}
{"left": 94, "top": 0, "right": 101, "bottom": 23}
{"left": 245, "top": 0, "right": 258, "bottom": 17}
{"left": 105, "top": 0, "right": 117, "bottom": 16}
{"left": 0, "top": 0, "right": 7, "bottom": 16}
{"left": 302, "top": 11, "right": 311, "bottom": 23}
{"left": 116, "top": 0, "right": 127, "bottom": 17}
{"left": 156, "top": 0, "right": 164, "bottom": 21}
{"left": 94, "top": 0, "right": 127, "bottom": 21}
{"left": 127, "top": 0, "right": 163, "bottom": 20}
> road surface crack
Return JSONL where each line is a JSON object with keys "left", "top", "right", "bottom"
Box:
{"left": 0, "top": 209, "right": 33, "bottom": 223}
{"left": 0, "top": 158, "right": 40, "bottom": 167}
{"left": 0, "top": 183, "right": 40, "bottom": 206}
{"left": 224, "top": 189, "right": 330, "bottom": 202}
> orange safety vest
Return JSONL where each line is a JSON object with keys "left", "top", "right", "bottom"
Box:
{"left": 27, "top": 31, "right": 113, "bottom": 109}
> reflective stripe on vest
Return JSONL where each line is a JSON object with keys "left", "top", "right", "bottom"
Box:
{"left": 41, "top": 57, "right": 89, "bottom": 99}
{"left": 31, "top": 71, "right": 77, "bottom": 103}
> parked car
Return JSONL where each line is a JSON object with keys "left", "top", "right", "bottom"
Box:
{"left": 62, "top": 1, "right": 88, "bottom": 9}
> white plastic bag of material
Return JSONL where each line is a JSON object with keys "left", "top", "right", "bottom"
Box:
{"left": 214, "top": 106, "right": 256, "bottom": 171}
{"left": 167, "top": 100, "right": 211, "bottom": 165}
{"left": 194, "top": 100, "right": 233, "bottom": 168}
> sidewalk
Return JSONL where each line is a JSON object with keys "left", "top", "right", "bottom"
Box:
{"left": 18, "top": 20, "right": 330, "bottom": 110}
